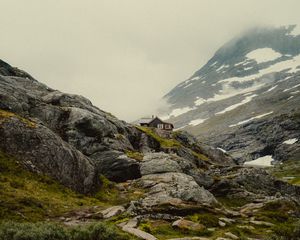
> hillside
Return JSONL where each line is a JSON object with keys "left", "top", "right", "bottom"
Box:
{"left": 162, "top": 25, "right": 300, "bottom": 164}
{"left": 0, "top": 59, "right": 300, "bottom": 239}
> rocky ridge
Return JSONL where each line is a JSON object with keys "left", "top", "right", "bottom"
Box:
{"left": 162, "top": 25, "right": 300, "bottom": 164}
{"left": 0, "top": 59, "right": 300, "bottom": 239}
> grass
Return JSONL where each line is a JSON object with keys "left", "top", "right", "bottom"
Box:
{"left": 125, "top": 150, "right": 144, "bottom": 161}
{"left": 270, "top": 159, "right": 300, "bottom": 185}
{"left": 217, "top": 196, "right": 251, "bottom": 208}
{"left": 0, "top": 109, "right": 36, "bottom": 128}
{"left": 139, "top": 219, "right": 212, "bottom": 240}
{"left": 187, "top": 213, "right": 220, "bottom": 227}
{"left": 136, "top": 126, "right": 181, "bottom": 148}
{"left": 192, "top": 151, "right": 210, "bottom": 161}
{"left": 0, "top": 221, "right": 137, "bottom": 240}
{"left": 0, "top": 151, "right": 106, "bottom": 222}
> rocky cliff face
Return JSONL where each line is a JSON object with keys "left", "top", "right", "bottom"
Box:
{"left": 1, "top": 59, "right": 300, "bottom": 239}
{"left": 162, "top": 25, "right": 300, "bottom": 164}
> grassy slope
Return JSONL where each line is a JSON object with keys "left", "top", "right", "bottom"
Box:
{"left": 0, "top": 151, "right": 106, "bottom": 222}
{"left": 270, "top": 159, "right": 300, "bottom": 185}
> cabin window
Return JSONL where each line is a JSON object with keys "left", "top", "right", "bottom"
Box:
{"left": 157, "top": 124, "right": 164, "bottom": 129}
{"left": 165, "top": 124, "right": 171, "bottom": 129}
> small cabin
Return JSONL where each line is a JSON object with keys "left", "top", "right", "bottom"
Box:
{"left": 137, "top": 116, "right": 174, "bottom": 131}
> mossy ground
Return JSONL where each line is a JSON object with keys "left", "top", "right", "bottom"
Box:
{"left": 125, "top": 150, "right": 144, "bottom": 161}
{"left": 0, "top": 151, "right": 106, "bottom": 222}
{"left": 0, "top": 109, "right": 36, "bottom": 128}
{"left": 136, "top": 126, "right": 181, "bottom": 148}
{"left": 270, "top": 159, "right": 300, "bottom": 185}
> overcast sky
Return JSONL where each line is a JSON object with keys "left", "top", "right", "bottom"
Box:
{"left": 1, "top": 0, "right": 300, "bottom": 121}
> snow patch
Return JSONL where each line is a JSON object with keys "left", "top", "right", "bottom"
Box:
{"left": 189, "top": 118, "right": 207, "bottom": 126}
{"left": 283, "top": 83, "right": 300, "bottom": 92}
{"left": 283, "top": 138, "right": 298, "bottom": 145}
{"left": 183, "top": 83, "right": 193, "bottom": 89}
{"left": 169, "top": 107, "right": 195, "bottom": 117}
{"left": 291, "top": 90, "right": 300, "bottom": 94}
{"left": 229, "top": 111, "right": 273, "bottom": 127}
{"left": 244, "top": 66, "right": 253, "bottom": 71}
{"left": 216, "top": 65, "right": 229, "bottom": 72}
{"left": 217, "top": 147, "right": 227, "bottom": 153}
{"left": 190, "top": 76, "right": 201, "bottom": 81}
{"left": 290, "top": 25, "right": 300, "bottom": 36}
{"left": 244, "top": 155, "right": 274, "bottom": 167}
{"left": 215, "top": 94, "right": 257, "bottom": 115}
{"left": 264, "top": 85, "right": 278, "bottom": 93}
{"left": 194, "top": 97, "right": 206, "bottom": 106}
{"left": 287, "top": 96, "right": 294, "bottom": 100}
{"left": 219, "top": 54, "right": 300, "bottom": 85}
{"left": 246, "top": 48, "right": 282, "bottom": 64}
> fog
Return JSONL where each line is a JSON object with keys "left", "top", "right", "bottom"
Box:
{"left": 1, "top": 0, "right": 299, "bottom": 121}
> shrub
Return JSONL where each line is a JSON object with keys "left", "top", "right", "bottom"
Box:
{"left": 0, "top": 221, "right": 136, "bottom": 240}
{"left": 0, "top": 222, "right": 67, "bottom": 240}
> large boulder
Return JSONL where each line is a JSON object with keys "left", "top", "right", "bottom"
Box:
{"left": 0, "top": 111, "right": 98, "bottom": 193}
{"left": 140, "top": 152, "right": 214, "bottom": 188}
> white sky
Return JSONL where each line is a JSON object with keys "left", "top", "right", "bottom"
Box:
{"left": 0, "top": 0, "right": 299, "bottom": 121}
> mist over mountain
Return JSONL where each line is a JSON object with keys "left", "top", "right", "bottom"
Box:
{"left": 162, "top": 25, "right": 300, "bottom": 164}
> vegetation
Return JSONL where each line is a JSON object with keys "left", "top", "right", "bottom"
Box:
{"left": 0, "top": 109, "right": 36, "bottom": 128}
{"left": 270, "top": 159, "right": 300, "bottom": 185}
{"left": 125, "top": 150, "right": 144, "bottom": 161}
{"left": 136, "top": 126, "right": 181, "bottom": 148}
{"left": 0, "top": 221, "right": 136, "bottom": 240}
{"left": 192, "top": 150, "right": 210, "bottom": 161}
{"left": 0, "top": 151, "right": 107, "bottom": 222}
{"left": 188, "top": 213, "right": 220, "bottom": 227}
{"left": 139, "top": 219, "right": 212, "bottom": 239}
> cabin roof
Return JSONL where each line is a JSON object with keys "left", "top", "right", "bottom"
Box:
{"left": 136, "top": 118, "right": 154, "bottom": 124}
{"left": 136, "top": 116, "right": 174, "bottom": 127}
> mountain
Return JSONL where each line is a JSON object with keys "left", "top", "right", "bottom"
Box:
{"left": 163, "top": 25, "right": 300, "bottom": 164}
{"left": 1, "top": 59, "right": 300, "bottom": 239}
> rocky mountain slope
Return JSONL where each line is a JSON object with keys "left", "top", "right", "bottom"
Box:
{"left": 162, "top": 25, "right": 300, "bottom": 164}
{"left": 1, "top": 59, "right": 300, "bottom": 239}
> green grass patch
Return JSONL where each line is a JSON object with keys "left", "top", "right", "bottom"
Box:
{"left": 0, "top": 109, "right": 36, "bottom": 128}
{"left": 136, "top": 126, "right": 181, "bottom": 148}
{"left": 192, "top": 151, "right": 210, "bottom": 161}
{"left": 139, "top": 220, "right": 212, "bottom": 240}
{"left": 0, "top": 221, "right": 137, "bottom": 240}
{"left": 270, "top": 159, "right": 300, "bottom": 185}
{"left": 125, "top": 150, "right": 144, "bottom": 161}
{"left": 187, "top": 213, "right": 220, "bottom": 227}
{"left": 0, "top": 151, "right": 106, "bottom": 222}
{"left": 217, "top": 196, "right": 250, "bottom": 208}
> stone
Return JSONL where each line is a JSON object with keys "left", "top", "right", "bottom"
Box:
{"left": 130, "top": 172, "right": 218, "bottom": 215}
{"left": 140, "top": 152, "right": 183, "bottom": 175}
{"left": 172, "top": 219, "right": 205, "bottom": 232}
{"left": 219, "top": 220, "right": 226, "bottom": 227}
{"left": 237, "top": 225, "right": 255, "bottom": 230}
{"left": 167, "top": 237, "right": 209, "bottom": 240}
{"left": 101, "top": 206, "right": 125, "bottom": 219}
{"left": 122, "top": 226, "right": 157, "bottom": 240}
{"left": 224, "top": 232, "right": 239, "bottom": 239}
{"left": 219, "top": 217, "right": 236, "bottom": 225}
{"left": 250, "top": 220, "right": 274, "bottom": 227}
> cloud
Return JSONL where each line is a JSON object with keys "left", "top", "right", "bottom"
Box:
{"left": 0, "top": 0, "right": 299, "bottom": 121}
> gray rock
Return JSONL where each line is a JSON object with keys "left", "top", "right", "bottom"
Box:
{"left": 131, "top": 172, "right": 218, "bottom": 214}
{"left": 0, "top": 115, "right": 98, "bottom": 194}
{"left": 224, "top": 232, "right": 239, "bottom": 240}
{"left": 140, "top": 153, "right": 183, "bottom": 175}
{"left": 172, "top": 219, "right": 205, "bottom": 231}
{"left": 101, "top": 206, "right": 125, "bottom": 219}
{"left": 122, "top": 226, "right": 157, "bottom": 240}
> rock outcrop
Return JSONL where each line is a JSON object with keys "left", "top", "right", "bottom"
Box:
{"left": 1, "top": 58, "right": 300, "bottom": 233}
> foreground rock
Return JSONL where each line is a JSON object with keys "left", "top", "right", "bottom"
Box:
{"left": 172, "top": 219, "right": 205, "bottom": 232}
